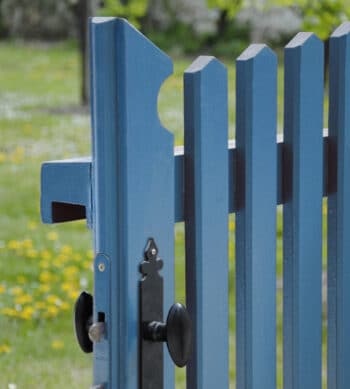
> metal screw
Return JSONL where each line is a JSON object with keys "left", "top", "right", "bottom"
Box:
{"left": 151, "top": 248, "right": 157, "bottom": 256}
{"left": 98, "top": 262, "right": 105, "bottom": 272}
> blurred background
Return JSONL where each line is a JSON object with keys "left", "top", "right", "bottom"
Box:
{"left": 0, "top": 0, "right": 347, "bottom": 388}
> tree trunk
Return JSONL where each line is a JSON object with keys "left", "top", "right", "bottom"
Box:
{"left": 73, "top": 0, "right": 98, "bottom": 106}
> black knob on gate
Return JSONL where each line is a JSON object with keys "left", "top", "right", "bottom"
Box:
{"left": 143, "top": 303, "right": 192, "bottom": 368}
{"left": 74, "top": 291, "right": 93, "bottom": 353}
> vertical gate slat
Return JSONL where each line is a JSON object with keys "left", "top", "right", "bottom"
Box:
{"left": 283, "top": 32, "right": 324, "bottom": 389}
{"left": 328, "top": 22, "right": 350, "bottom": 389}
{"left": 90, "top": 17, "right": 174, "bottom": 389}
{"left": 235, "top": 45, "right": 277, "bottom": 389}
{"left": 184, "top": 56, "right": 229, "bottom": 389}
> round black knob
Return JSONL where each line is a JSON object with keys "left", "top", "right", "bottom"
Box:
{"left": 144, "top": 303, "right": 192, "bottom": 367}
{"left": 74, "top": 291, "right": 93, "bottom": 353}
{"left": 166, "top": 303, "right": 192, "bottom": 367}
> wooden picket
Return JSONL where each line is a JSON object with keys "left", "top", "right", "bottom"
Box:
{"left": 328, "top": 22, "right": 350, "bottom": 389}
{"left": 235, "top": 44, "right": 277, "bottom": 389}
{"left": 40, "top": 17, "right": 350, "bottom": 389}
{"left": 184, "top": 56, "right": 229, "bottom": 389}
{"left": 283, "top": 32, "right": 324, "bottom": 389}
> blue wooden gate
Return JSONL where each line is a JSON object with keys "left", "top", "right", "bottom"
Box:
{"left": 41, "top": 17, "right": 350, "bottom": 389}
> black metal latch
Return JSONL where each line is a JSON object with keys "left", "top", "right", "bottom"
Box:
{"left": 140, "top": 238, "right": 192, "bottom": 389}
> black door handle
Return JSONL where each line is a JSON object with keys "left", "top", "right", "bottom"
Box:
{"left": 143, "top": 302, "right": 192, "bottom": 367}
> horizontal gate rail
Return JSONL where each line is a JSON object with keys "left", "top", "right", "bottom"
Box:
{"left": 41, "top": 133, "right": 330, "bottom": 225}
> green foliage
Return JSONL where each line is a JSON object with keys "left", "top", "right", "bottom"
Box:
{"left": 99, "top": 0, "right": 148, "bottom": 29}
{"left": 303, "top": 0, "right": 350, "bottom": 40}
{"left": 267, "top": 0, "right": 350, "bottom": 40}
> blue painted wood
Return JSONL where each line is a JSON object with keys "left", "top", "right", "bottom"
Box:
{"left": 40, "top": 158, "right": 92, "bottom": 226}
{"left": 184, "top": 56, "right": 229, "bottom": 389}
{"left": 41, "top": 135, "right": 331, "bottom": 228}
{"left": 328, "top": 22, "right": 350, "bottom": 389}
{"left": 283, "top": 32, "right": 324, "bottom": 389}
{"left": 235, "top": 44, "right": 277, "bottom": 389}
{"left": 90, "top": 17, "right": 174, "bottom": 388}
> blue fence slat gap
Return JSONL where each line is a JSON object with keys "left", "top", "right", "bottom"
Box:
{"left": 328, "top": 21, "right": 350, "bottom": 389}
{"left": 184, "top": 56, "right": 229, "bottom": 389}
{"left": 283, "top": 32, "right": 324, "bottom": 389}
{"left": 235, "top": 44, "right": 277, "bottom": 389}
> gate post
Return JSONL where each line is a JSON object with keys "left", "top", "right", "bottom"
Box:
{"left": 90, "top": 17, "right": 175, "bottom": 388}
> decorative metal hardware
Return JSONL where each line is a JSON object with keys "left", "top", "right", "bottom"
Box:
{"left": 140, "top": 238, "right": 192, "bottom": 389}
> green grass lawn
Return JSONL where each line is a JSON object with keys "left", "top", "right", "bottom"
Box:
{"left": 0, "top": 40, "right": 327, "bottom": 388}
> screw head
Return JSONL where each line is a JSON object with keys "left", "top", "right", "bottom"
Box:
{"left": 98, "top": 262, "right": 105, "bottom": 272}
{"left": 151, "top": 248, "right": 157, "bottom": 256}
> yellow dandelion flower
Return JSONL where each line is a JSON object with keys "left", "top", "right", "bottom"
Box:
{"left": 60, "top": 302, "right": 70, "bottom": 311}
{"left": 83, "top": 261, "right": 92, "bottom": 270}
{"left": 57, "top": 254, "right": 68, "bottom": 263}
{"left": 39, "top": 259, "right": 50, "bottom": 269}
{"left": 27, "top": 221, "right": 38, "bottom": 230}
{"left": 39, "top": 271, "right": 53, "bottom": 283}
{"left": 7, "top": 240, "right": 20, "bottom": 250}
{"left": 38, "top": 284, "right": 50, "bottom": 293}
{"left": 47, "top": 231, "right": 58, "bottom": 241}
{"left": 46, "top": 295, "right": 61, "bottom": 305}
{"left": 67, "top": 289, "right": 79, "bottom": 300}
{"left": 20, "top": 306, "right": 35, "bottom": 320}
{"left": 51, "top": 340, "right": 64, "bottom": 350}
{"left": 0, "top": 344, "right": 11, "bottom": 354}
{"left": 1, "top": 308, "right": 17, "bottom": 317}
{"left": 16, "top": 276, "right": 27, "bottom": 284}
{"left": 61, "top": 282, "right": 73, "bottom": 292}
{"left": 10, "top": 287, "right": 23, "bottom": 296}
{"left": 22, "top": 239, "right": 33, "bottom": 249}
{"left": 41, "top": 249, "right": 52, "bottom": 260}
{"left": 0, "top": 284, "right": 5, "bottom": 294}
{"left": 63, "top": 266, "right": 79, "bottom": 278}
{"left": 61, "top": 245, "right": 72, "bottom": 254}
{"left": 45, "top": 305, "right": 59, "bottom": 318}
{"left": 10, "top": 145, "right": 25, "bottom": 163}
{"left": 73, "top": 253, "right": 82, "bottom": 262}
{"left": 26, "top": 248, "right": 38, "bottom": 258}
{"left": 14, "top": 293, "right": 33, "bottom": 305}
{"left": 35, "top": 301, "right": 46, "bottom": 310}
